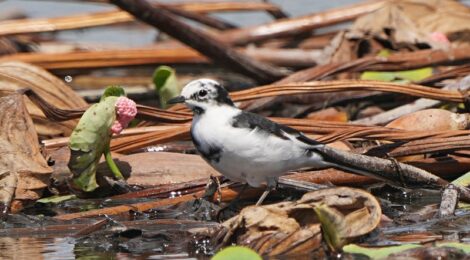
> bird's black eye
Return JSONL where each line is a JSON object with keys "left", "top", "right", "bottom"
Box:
{"left": 198, "top": 89, "right": 207, "bottom": 97}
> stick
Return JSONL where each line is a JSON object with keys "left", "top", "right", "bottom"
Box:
{"left": 221, "top": 0, "right": 385, "bottom": 45}
{"left": 316, "top": 145, "right": 470, "bottom": 202}
{"left": 110, "top": 0, "right": 286, "bottom": 84}
{"left": 354, "top": 74, "right": 470, "bottom": 125}
{"left": 0, "top": 2, "right": 279, "bottom": 36}
{"left": 158, "top": 3, "right": 237, "bottom": 30}
{"left": 54, "top": 185, "right": 263, "bottom": 220}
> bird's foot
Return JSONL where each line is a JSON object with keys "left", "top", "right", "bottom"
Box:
{"left": 202, "top": 175, "right": 222, "bottom": 203}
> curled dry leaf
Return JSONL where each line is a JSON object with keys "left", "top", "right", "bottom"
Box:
{"left": 299, "top": 188, "right": 382, "bottom": 236}
{"left": 0, "top": 94, "right": 52, "bottom": 210}
{"left": 213, "top": 187, "right": 381, "bottom": 256}
{"left": 350, "top": 0, "right": 470, "bottom": 49}
{"left": 0, "top": 62, "right": 87, "bottom": 137}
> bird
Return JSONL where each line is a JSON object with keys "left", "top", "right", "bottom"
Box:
{"left": 166, "top": 79, "right": 443, "bottom": 205}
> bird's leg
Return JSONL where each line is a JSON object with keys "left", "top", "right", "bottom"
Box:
{"left": 255, "top": 177, "right": 278, "bottom": 206}
{"left": 255, "top": 189, "right": 270, "bottom": 206}
{"left": 202, "top": 175, "right": 222, "bottom": 202}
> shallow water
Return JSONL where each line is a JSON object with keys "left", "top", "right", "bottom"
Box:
{"left": 0, "top": 185, "right": 462, "bottom": 259}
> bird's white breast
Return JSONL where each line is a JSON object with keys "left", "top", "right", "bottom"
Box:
{"left": 191, "top": 105, "right": 325, "bottom": 187}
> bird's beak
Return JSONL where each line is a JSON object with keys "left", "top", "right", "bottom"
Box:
{"left": 167, "top": 95, "right": 186, "bottom": 104}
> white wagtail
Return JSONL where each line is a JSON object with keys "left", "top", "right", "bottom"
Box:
{"left": 166, "top": 79, "right": 431, "bottom": 205}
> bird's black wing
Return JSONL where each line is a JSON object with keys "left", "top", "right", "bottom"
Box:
{"left": 231, "top": 111, "right": 321, "bottom": 146}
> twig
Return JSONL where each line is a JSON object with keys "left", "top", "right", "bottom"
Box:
{"left": 439, "top": 184, "right": 459, "bottom": 218}
{"left": 418, "top": 65, "right": 470, "bottom": 86}
{"left": 221, "top": 0, "right": 384, "bottom": 45}
{"left": 54, "top": 185, "right": 263, "bottom": 220}
{"left": 111, "top": 0, "right": 286, "bottom": 84}
{"left": 72, "top": 218, "right": 110, "bottom": 238}
{"left": 278, "top": 46, "right": 470, "bottom": 84}
{"left": 315, "top": 145, "right": 470, "bottom": 202}
{"left": 0, "top": 2, "right": 278, "bottom": 36}
{"left": 353, "top": 75, "right": 470, "bottom": 125}
{"left": 158, "top": 3, "right": 237, "bottom": 30}
{"left": 0, "top": 45, "right": 323, "bottom": 69}
{"left": 232, "top": 80, "right": 468, "bottom": 103}
{"left": 363, "top": 135, "right": 470, "bottom": 158}
{"left": 0, "top": 219, "right": 219, "bottom": 237}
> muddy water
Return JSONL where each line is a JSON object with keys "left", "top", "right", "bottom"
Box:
{"left": 0, "top": 186, "right": 458, "bottom": 259}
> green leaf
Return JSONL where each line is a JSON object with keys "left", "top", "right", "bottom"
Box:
{"left": 360, "top": 50, "right": 432, "bottom": 83}
{"left": 37, "top": 194, "right": 77, "bottom": 204}
{"left": 68, "top": 96, "right": 119, "bottom": 192}
{"left": 361, "top": 71, "right": 396, "bottom": 82}
{"left": 314, "top": 203, "right": 347, "bottom": 251}
{"left": 343, "top": 244, "right": 422, "bottom": 259}
{"left": 152, "top": 65, "right": 181, "bottom": 108}
{"left": 212, "top": 246, "right": 262, "bottom": 260}
{"left": 452, "top": 171, "right": 470, "bottom": 187}
{"left": 343, "top": 243, "right": 470, "bottom": 259}
{"left": 451, "top": 170, "right": 470, "bottom": 208}
{"left": 360, "top": 67, "right": 432, "bottom": 83}
{"left": 100, "top": 85, "right": 126, "bottom": 102}
{"left": 377, "top": 49, "right": 391, "bottom": 57}
{"left": 437, "top": 242, "right": 470, "bottom": 253}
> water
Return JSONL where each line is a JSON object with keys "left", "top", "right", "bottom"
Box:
{"left": 0, "top": 237, "right": 75, "bottom": 260}
{"left": 1, "top": 0, "right": 362, "bottom": 46}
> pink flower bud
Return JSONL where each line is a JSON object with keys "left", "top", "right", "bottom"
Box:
{"left": 430, "top": 32, "right": 450, "bottom": 44}
{"left": 111, "top": 120, "right": 123, "bottom": 134}
{"left": 111, "top": 96, "right": 137, "bottom": 134}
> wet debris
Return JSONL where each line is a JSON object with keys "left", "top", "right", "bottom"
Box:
{"left": 198, "top": 187, "right": 381, "bottom": 257}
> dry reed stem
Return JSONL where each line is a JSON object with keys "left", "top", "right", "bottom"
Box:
{"left": 232, "top": 80, "right": 465, "bottom": 102}
{"left": 0, "top": 2, "right": 279, "bottom": 36}
{"left": 0, "top": 46, "right": 322, "bottom": 69}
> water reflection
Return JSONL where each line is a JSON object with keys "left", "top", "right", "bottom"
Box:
{"left": 0, "top": 237, "right": 75, "bottom": 260}
{"left": 0, "top": 236, "right": 194, "bottom": 259}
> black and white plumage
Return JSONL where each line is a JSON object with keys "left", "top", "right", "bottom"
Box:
{"left": 168, "top": 79, "right": 453, "bottom": 205}
{"left": 168, "top": 79, "right": 340, "bottom": 204}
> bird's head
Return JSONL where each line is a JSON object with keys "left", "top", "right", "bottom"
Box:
{"left": 167, "top": 79, "right": 234, "bottom": 113}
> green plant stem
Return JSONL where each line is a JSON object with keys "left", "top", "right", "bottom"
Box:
{"left": 104, "top": 146, "right": 124, "bottom": 180}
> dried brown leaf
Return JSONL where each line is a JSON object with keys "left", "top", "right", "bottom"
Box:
{"left": 219, "top": 187, "right": 381, "bottom": 256}
{"left": 299, "top": 187, "right": 382, "bottom": 238}
{"left": 0, "top": 62, "right": 87, "bottom": 136}
{"left": 0, "top": 94, "right": 52, "bottom": 204}
{"left": 350, "top": 0, "right": 470, "bottom": 48}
